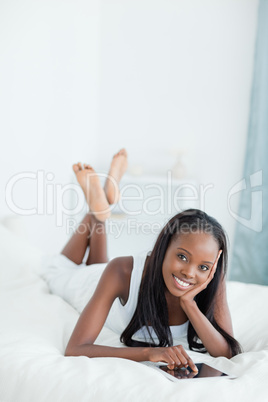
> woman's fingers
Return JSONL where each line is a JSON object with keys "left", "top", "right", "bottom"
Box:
{"left": 175, "top": 346, "right": 198, "bottom": 372}
{"left": 166, "top": 348, "right": 182, "bottom": 369}
{"left": 204, "top": 250, "right": 223, "bottom": 286}
{"left": 175, "top": 347, "right": 188, "bottom": 366}
{"left": 150, "top": 345, "right": 198, "bottom": 372}
{"left": 213, "top": 250, "right": 222, "bottom": 271}
{"left": 179, "top": 347, "right": 198, "bottom": 372}
{"left": 166, "top": 346, "right": 198, "bottom": 372}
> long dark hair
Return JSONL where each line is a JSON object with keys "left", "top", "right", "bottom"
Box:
{"left": 120, "top": 209, "right": 242, "bottom": 357}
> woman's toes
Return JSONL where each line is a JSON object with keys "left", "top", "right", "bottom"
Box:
{"left": 119, "top": 148, "right": 127, "bottom": 156}
{"left": 72, "top": 164, "right": 80, "bottom": 174}
{"left": 84, "top": 164, "right": 93, "bottom": 170}
{"left": 113, "top": 148, "right": 127, "bottom": 160}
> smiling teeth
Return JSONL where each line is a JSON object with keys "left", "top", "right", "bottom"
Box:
{"left": 173, "top": 276, "right": 191, "bottom": 287}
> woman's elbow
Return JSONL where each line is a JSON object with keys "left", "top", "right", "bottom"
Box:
{"left": 65, "top": 343, "right": 80, "bottom": 357}
{"left": 64, "top": 346, "right": 74, "bottom": 357}
{"left": 210, "top": 345, "right": 232, "bottom": 359}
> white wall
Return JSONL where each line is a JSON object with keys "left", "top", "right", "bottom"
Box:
{"left": 97, "top": 0, "right": 259, "bottom": 255}
{"left": 0, "top": 0, "right": 259, "bottom": 255}
{"left": 0, "top": 0, "right": 100, "bottom": 252}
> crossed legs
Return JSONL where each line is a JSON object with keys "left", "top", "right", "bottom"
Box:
{"left": 61, "top": 149, "right": 127, "bottom": 266}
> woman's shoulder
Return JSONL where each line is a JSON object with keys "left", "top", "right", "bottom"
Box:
{"left": 106, "top": 256, "right": 134, "bottom": 286}
{"left": 107, "top": 256, "right": 133, "bottom": 273}
{"left": 108, "top": 249, "right": 149, "bottom": 276}
{"left": 106, "top": 251, "right": 149, "bottom": 305}
{"left": 104, "top": 256, "right": 133, "bottom": 305}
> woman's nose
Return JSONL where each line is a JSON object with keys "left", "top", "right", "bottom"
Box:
{"left": 181, "top": 265, "right": 195, "bottom": 279}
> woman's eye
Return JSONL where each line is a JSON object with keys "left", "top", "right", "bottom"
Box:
{"left": 178, "top": 254, "right": 187, "bottom": 261}
{"left": 200, "top": 265, "right": 209, "bottom": 271}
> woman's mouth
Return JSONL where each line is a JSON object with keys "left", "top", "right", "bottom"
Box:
{"left": 172, "top": 274, "right": 193, "bottom": 290}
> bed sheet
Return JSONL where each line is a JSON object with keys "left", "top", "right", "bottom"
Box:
{"left": 0, "top": 221, "right": 268, "bottom": 402}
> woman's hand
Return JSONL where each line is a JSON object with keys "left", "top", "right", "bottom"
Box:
{"left": 147, "top": 344, "right": 198, "bottom": 372}
{"left": 180, "top": 250, "right": 222, "bottom": 307}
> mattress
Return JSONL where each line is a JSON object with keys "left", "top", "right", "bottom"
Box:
{"left": 0, "top": 220, "right": 268, "bottom": 402}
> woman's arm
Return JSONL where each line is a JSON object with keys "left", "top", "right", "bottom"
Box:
{"left": 180, "top": 282, "right": 232, "bottom": 358}
{"left": 179, "top": 252, "right": 233, "bottom": 358}
{"left": 65, "top": 256, "right": 149, "bottom": 360}
{"left": 214, "top": 278, "right": 233, "bottom": 336}
{"left": 65, "top": 257, "right": 197, "bottom": 371}
{"left": 65, "top": 256, "right": 133, "bottom": 357}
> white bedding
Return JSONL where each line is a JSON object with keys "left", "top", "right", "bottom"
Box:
{"left": 0, "top": 221, "right": 268, "bottom": 402}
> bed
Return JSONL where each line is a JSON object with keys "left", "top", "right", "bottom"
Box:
{"left": 0, "top": 218, "right": 268, "bottom": 402}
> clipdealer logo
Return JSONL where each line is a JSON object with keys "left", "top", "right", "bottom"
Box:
{"left": 227, "top": 170, "right": 263, "bottom": 233}
{"left": 5, "top": 170, "right": 215, "bottom": 230}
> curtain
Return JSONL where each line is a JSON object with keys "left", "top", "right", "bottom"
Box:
{"left": 230, "top": 0, "right": 268, "bottom": 285}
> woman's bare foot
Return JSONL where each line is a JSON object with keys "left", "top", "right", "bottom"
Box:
{"left": 73, "top": 163, "right": 111, "bottom": 222}
{"left": 104, "top": 148, "right": 128, "bottom": 204}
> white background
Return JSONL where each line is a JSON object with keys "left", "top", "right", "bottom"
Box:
{"left": 0, "top": 0, "right": 259, "bottom": 257}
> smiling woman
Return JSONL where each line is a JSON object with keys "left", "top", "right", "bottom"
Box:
{"left": 162, "top": 232, "right": 220, "bottom": 294}
{"left": 40, "top": 150, "right": 242, "bottom": 373}
{"left": 120, "top": 210, "right": 241, "bottom": 361}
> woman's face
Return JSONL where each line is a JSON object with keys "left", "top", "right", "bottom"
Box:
{"left": 162, "top": 232, "right": 219, "bottom": 297}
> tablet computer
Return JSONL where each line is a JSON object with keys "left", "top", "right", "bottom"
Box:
{"left": 158, "top": 363, "right": 235, "bottom": 380}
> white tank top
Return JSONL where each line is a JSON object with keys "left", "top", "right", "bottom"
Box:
{"left": 42, "top": 250, "right": 188, "bottom": 345}
{"left": 105, "top": 250, "right": 189, "bottom": 344}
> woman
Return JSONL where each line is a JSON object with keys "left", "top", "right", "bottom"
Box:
{"left": 41, "top": 149, "right": 241, "bottom": 372}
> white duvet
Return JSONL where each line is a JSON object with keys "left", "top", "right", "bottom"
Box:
{"left": 0, "top": 221, "right": 268, "bottom": 402}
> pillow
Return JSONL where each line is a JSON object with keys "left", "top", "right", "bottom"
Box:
{"left": 0, "top": 216, "right": 44, "bottom": 284}
{"left": 227, "top": 281, "right": 268, "bottom": 352}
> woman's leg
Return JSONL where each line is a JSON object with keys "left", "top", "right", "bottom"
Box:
{"left": 85, "top": 214, "right": 108, "bottom": 265}
{"left": 61, "top": 162, "right": 110, "bottom": 265}
{"left": 104, "top": 148, "right": 128, "bottom": 204}
{"left": 61, "top": 213, "right": 108, "bottom": 265}
{"left": 61, "top": 150, "right": 127, "bottom": 265}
